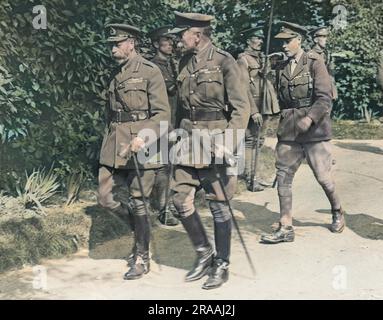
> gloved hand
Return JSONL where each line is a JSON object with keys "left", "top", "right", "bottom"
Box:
{"left": 251, "top": 112, "right": 263, "bottom": 127}
{"left": 296, "top": 116, "right": 313, "bottom": 133}
{"left": 211, "top": 132, "right": 237, "bottom": 167}
{"left": 130, "top": 137, "right": 146, "bottom": 153}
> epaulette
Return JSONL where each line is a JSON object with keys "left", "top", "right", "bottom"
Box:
{"left": 307, "top": 51, "right": 319, "bottom": 60}
{"left": 237, "top": 52, "right": 248, "bottom": 59}
{"left": 141, "top": 59, "right": 155, "bottom": 68}
{"left": 216, "top": 48, "right": 230, "bottom": 57}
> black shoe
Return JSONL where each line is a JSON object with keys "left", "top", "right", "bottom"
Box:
{"left": 123, "top": 254, "right": 150, "bottom": 280}
{"left": 158, "top": 208, "right": 179, "bottom": 226}
{"left": 247, "top": 180, "right": 264, "bottom": 192}
{"left": 202, "top": 258, "right": 229, "bottom": 290}
{"left": 185, "top": 246, "right": 214, "bottom": 282}
{"left": 331, "top": 208, "right": 345, "bottom": 233}
{"left": 260, "top": 224, "right": 295, "bottom": 244}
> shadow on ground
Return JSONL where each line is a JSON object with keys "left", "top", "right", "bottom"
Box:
{"left": 316, "top": 209, "right": 383, "bottom": 240}
{"left": 83, "top": 200, "right": 383, "bottom": 272}
{"left": 232, "top": 200, "right": 330, "bottom": 234}
{"left": 334, "top": 142, "right": 383, "bottom": 155}
{"left": 85, "top": 205, "right": 195, "bottom": 270}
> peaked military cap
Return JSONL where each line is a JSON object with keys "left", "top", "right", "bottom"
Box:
{"left": 168, "top": 11, "right": 214, "bottom": 34}
{"left": 309, "top": 26, "right": 330, "bottom": 38}
{"left": 105, "top": 23, "right": 141, "bottom": 42}
{"left": 240, "top": 26, "right": 265, "bottom": 39}
{"left": 148, "top": 25, "right": 174, "bottom": 41}
{"left": 274, "top": 21, "right": 307, "bottom": 39}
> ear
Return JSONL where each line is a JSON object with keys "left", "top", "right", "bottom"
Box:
{"left": 153, "top": 41, "right": 159, "bottom": 49}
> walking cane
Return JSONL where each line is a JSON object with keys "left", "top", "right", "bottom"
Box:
{"left": 212, "top": 162, "right": 256, "bottom": 277}
{"left": 132, "top": 152, "right": 161, "bottom": 270}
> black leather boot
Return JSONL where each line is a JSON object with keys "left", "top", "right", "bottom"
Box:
{"left": 331, "top": 208, "right": 345, "bottom": 233}
{"left": 123, "top": 252, "right": 150, "bottom": 280}
{"left": 214, "top": 220, "right": 231, "bottom": 263}
{"left": 181, "top": 212, "right": 214, "bottom": 282}
{"left": 124, "top": 213, "right": 150, "bottom": 280}
{"left": 260, "top": 223, "right": 295, "bottom": 244}
{"left": 158, "top": 200, "right": 179, "bottom": 226}
{"left": 202, "top": 258, "right": 229, "bottom": 290}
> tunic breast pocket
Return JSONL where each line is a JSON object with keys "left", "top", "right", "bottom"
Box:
{"left": 117, "top": 79, "right": 148, "bottom": 110}
{"left": 290, "top": 74, "right": 311, "bottom": 100}
{"left": 196, "top": 69, "right": 224, "bottom": 101}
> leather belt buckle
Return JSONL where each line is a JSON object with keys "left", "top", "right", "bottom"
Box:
{"left": 130, "top": 113, "right": 138, "bottom": 122}
{"left": 116, "top": 109, "right": 122, "bottom": 123}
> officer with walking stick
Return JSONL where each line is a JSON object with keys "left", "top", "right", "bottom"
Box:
{"left": 96, "top": 24, "right": 170, "bottom": 279}
{"left": 168, "top": 12, "right": 250, "bottom": 289}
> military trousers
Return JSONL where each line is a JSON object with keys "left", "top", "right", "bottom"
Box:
{"left": 275, "top": 140, "right": 341, "bottom": 226}
{"left": 244, "top": 115, "right": 269, "bottom": 180}
{"left": 171, "top": 165, "right": 236, "bottom": 221}
{"left": 97, "top": 165, "right": 157, "bottom": 209}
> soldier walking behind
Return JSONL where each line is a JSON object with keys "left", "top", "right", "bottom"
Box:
{"left": 148, "top": 25, "right": 180, "bottom": 226}
{"left": 237, "top": 26, "right": 280, "bottom": 191}
{"left": 260, "top": 22, "right": 345, "bottom": 244}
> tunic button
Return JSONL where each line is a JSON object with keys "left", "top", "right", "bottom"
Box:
{"left": 191, "top": 106, "right": 195, "bottom": 110}
{"left": 190, "top": 90, "right": 194, "bottom": 94}
{"left": 193, "top": 121, "right": 197, "bottom": 125}
{"left": 208, "top": 79, "right": 212, "bottom": 82}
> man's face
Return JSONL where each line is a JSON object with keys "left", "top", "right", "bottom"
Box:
{"left": 180, "top": 28, "right": 200, "bottom": 52}
{"left": 111, "top": 38, "right": 135, "bottom": 64}
{"left": 282, "top": 36, "right": 301, "bottom": 58}
{"left": 157, "top": 36, "right": 174, "bottom": 56}
{"left": 314, "top": 35, "right": 327, "bottom": 49}
{"left": 248, "top": 36, "right": 263, "bottom": 51}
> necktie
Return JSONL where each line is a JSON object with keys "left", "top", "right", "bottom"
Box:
{"left": 289, "top": 59, "right": 296, "bottom": 74}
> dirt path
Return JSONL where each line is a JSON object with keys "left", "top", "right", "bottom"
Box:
{"left": 1, "top": 139, "right": 383, "bottom": 300}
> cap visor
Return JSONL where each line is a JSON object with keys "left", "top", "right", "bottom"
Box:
{"left": 274, "top": 32, "right": 297, "bottom": 39}
{"left": 167, "top": 27, "right": 188, "bottom": 34}
{"left": 107, "top": 36, "right": 129, "bottom": 42}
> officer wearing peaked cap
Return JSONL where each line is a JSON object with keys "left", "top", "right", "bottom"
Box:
{"left": 260, "top": 21, "right": 345, "bottom": 244}
{"left": 309, "top": 26, "right": 338, "bottom": 100}
{"left": 148, "top": 25, "right": 180, "bottom": 227}
{"left": 169, "top": 11, "right": 250, "bottom": 290}
{"left": 97, "top": 23, "right": 171, "bottom": 279}
{"left": 237, "top": 25, "right": 280, "bottom": 191}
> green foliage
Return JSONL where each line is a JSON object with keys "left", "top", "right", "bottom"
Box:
{"left": 16, "top": 166, "right": 60, "bottom": 213}
{"left": 329, "top": 0, "right": 383, "bottom": 120}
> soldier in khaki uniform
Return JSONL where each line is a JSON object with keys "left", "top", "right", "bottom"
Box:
{"left": 97, "top": 24, "right": 170, "bottom": 278}
{"left": 169, "top": 12, "right": 250, "bottom": 289}
{"left": 148, "top": 26, "right": 179, "bottom": 226}
{"left": 260, "top": 22, "right": 345, "bottom": 244}
{"left": 237, "top": 26, "right": 280, "bottom": 191}
{"left": 308, "top": 26, "right": 338, "bottom": 100}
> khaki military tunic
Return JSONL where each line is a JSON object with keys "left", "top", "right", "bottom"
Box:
{"left": 174, "top": 42, "right": 250, "bottom": 168}
{"left": 97, "top": 54, "right": 170, "bottom": 207}
{"left": 151, "top": 54, "right": 178, "bottom": 126}
{"left": 276, "top": 51, "right": 332, "bottom": 143}
{"left": 99, "top": 54, "right": 170, "bottom": 170}
{"left": 309, "top": 45, "right": 338, "bottom": 100}
{"left": 237, "top": 49, "right": 280, "bottom": 115}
